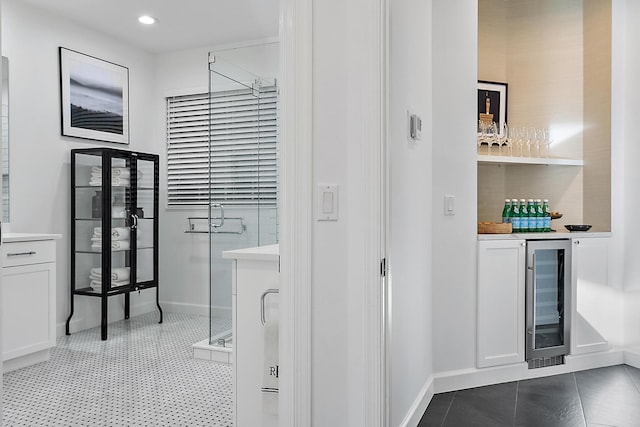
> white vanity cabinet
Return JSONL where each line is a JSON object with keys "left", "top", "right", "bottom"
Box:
{"left": 477, "top": 239, "right": 526, "bottom": 368}
{"left": 2, "top": 233, "right": 61, "bottom": 372}
{"left": 571, "top": 237, "right": 611, "bottom": 355}
{"left": 223, "top": 244, "right": 279, "bottom": 427}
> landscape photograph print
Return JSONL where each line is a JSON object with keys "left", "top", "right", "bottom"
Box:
{"left": 60, "top": 47, "right": 129, "bottom": 144}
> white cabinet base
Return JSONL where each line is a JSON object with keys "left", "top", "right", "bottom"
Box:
{"left": 3, "top": 349, "right": 50, "bottom": 373}
{"left": 223, "top": 245, "right": 279, "bottom": 427}
{"left": 2, "top": 234, "right": 60, "bottom": 373}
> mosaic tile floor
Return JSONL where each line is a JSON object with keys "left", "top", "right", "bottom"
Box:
{"left": 3, "top": 312, "right": 233, "bottom": 427}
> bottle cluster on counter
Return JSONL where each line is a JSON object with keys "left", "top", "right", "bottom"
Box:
{"left": 502, "top": 198, "right": 551, "bottom": 233}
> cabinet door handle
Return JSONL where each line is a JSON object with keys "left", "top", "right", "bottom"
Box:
{"left": 7, "top": 251, "right": 36, "bottom": 257}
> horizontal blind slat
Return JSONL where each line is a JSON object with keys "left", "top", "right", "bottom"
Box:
{"left": 167, "top": 86, "right": 278, "bottom": 206}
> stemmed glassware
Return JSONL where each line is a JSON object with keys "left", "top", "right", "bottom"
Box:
{"left": 477, "top": 122, "right": 551, "bottom": 159}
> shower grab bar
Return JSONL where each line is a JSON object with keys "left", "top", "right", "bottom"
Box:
{"left": 184, "top": 216, "right": 247, "bottom": 234}
{"left": 260, "top": 289, "right": 279, "bottom": 325}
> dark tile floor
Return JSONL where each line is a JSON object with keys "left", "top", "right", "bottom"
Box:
{"left": 419, "top": 364, "right": 640, "bottom": 427}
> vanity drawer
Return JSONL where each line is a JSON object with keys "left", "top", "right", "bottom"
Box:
{"left": 2, "top": 240, "right": 56, "bottom": 267}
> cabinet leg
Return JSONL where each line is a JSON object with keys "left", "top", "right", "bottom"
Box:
{"left": 101, "top": 296, "right": 108, "bottom": 341}
{"left": 156, "top": 288, "right": 163, "bottom": 324}
{"left": 125, "top": 292, "right": 130, "bottom": 320}
{"left": 65, "top": 298, "right": 75, "bottom": 335}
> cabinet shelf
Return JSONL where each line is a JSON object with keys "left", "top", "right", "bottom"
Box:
{"left": 478, "top": 155, "right": 584, "bottom": 166}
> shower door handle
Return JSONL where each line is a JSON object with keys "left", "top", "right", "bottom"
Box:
{"left": 210, "top": 203, "right": 225, "bottom": 228}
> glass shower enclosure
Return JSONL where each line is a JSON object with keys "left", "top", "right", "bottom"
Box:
{"left": 207, "top": 53, "right": 278, "bottom": 347}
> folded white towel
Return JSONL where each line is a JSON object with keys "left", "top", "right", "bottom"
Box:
{"left": 89, "top": 177, "right": 130, "bottom": 187}
{"left": 91, "top": 166, "right": 131, "bottom": 178}
{"left": 112, "top": 168, "right": 130, "bottom": 178}
{"left": 90, "top": 267, "right": 131, "bottom": 282}
{"left": 90, "top": 240, "right": 130, "bottom": 251}
{"left": 90, "top": 279, "right": 129, "bottom": 291}
{"left": 94, "top": 227, "right": 103, "bottom": 236}
{"left": 111, "top": 240, "right": 130, "bottom": 251}
{"left": 111, "top": 227, "right": 130, "bottom": 240}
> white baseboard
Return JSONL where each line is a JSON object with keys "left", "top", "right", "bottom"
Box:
{"left": 58, "top": 301, "right": 230, "bottom": 337}
{"left": 434, "top": 349, "right": 625, "bottom": 393}
{"left": 57, "top": 301, "right": 159, "bottom": 337}
{"left": 159, "top": 301, "right": 231, "bottom": 318}
{"left": 624, "top": 348, "right": 640, "bottom": 368}
{"left": 3, "top": 349, "right": 50, "bottom": 373}
{"left": 400, "top": 376, "right": 434, "bottom": 427}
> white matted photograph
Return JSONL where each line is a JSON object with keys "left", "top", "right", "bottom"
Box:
{"left": 59, "top": 47, "right": 129, "bottom": 144}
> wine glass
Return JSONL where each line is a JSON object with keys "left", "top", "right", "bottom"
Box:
{"left": 511, "top": 126, "right": 522, "bottom": 157}
{"left": 501, "top": 122, "right": 510, "bottom": 156}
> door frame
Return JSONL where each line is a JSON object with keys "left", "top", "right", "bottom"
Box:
{"left": 279, "top": 0, "right": 388, "bottom": 425}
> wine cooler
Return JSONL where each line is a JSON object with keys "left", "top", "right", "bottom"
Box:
{"left": 525, "top": 239, "right": 572, "bottom": 368}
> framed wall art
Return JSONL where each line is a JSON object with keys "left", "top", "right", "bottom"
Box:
{"left": 59, "top": 47, "right": 129, "bottom": 144}
{"left": 478, "top": 80, "right": 508, "bottom": 137}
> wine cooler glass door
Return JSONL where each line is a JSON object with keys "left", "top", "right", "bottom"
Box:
{"left": 525, "top": 239, "right": 572, "bottom": 361}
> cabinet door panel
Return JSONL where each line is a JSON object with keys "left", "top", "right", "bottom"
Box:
{"left": 571, "top": 238, "right": 611, "bottom": 355}
{"left": 477, "top": 240, "right": 525, "bottom": 368}
{"left": 2, "top": 263, "right": 55, "bottom": 360}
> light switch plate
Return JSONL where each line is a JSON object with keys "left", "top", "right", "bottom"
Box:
{"left": 317, "top": 184, "right": 338, "bottom": 221}
{"left": 444, "top": 195, "right": 455, "bottom": 216}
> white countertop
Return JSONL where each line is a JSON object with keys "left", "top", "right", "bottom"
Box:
{"left": 222, "top": 244, "right": 279, "bottom": 262}
{"left": 2, "top": 232, "right": 62, "bottom": 243}
{"left": 478, "top": 231, "right": 612, "bottom": 240}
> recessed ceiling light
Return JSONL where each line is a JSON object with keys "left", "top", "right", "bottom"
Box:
{"left": 138, "top": 15, "right": 157, "bottom": 25}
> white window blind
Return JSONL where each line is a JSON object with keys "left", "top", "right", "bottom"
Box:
{"left": 166, "top": 86, "right": 278, "bottom": 207}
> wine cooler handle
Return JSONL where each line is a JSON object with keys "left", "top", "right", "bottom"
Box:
{"left": 526, "top": 252, "right": 536, "bottom": 342}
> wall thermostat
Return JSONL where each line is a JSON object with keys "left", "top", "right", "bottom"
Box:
{"left": 410, "top": 114, "right": 422, "bottom": 141}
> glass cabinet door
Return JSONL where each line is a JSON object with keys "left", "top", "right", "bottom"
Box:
{"left": 72, "top": 151, "right": 104, "bottom": 293}
{"left": 72, "top": 150, "right": 134, "bottom": 293}
{"left": 109, "top": 151, "right": 134, "bottom": 292}
{"left": 134, "top": 155, "right": 157, "bottom": 284}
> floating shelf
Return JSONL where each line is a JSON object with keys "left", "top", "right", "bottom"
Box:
{"left": 478, "top": 155, "right": 584, "bottom": 166}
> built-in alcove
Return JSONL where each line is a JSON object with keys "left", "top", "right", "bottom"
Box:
{"left": 477, "top": 0, "right": 611, "bottom": 232}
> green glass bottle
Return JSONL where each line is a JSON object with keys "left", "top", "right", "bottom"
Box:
{"left": 543, "top": 199, "right": 551, "bottom": 232}
{"left": 520, "top": 199, "right": 528, "bottom": 232}
{"left": 511, "top": 198, "right": 521, "bottom": 232}
{"left": 527, "top": 199, "right": 535, "bottom": 232}
{"left": 502, "top": 199, "right": 512, "bottom": 224}
{"left": 535, "top": 199, "right": 544, "bottom": 232}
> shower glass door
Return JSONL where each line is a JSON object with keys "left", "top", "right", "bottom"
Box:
{"left": 207, "top": 53, "right": 278, "bottom": 346}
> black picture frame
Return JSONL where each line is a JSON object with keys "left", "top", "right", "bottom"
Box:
{"left": 478, "top": 80, "right": 508, "bottom": 137}
{"left": 59, "top": 47, "right": 130, "bottom": 144}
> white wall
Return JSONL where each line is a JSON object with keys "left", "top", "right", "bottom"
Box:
{"left": 389, "top": 0, "right": 433, "bottom": 425}
{"left": 1, "top": 0, "right": 158, "bottom": 335}
{"left": 431, "top": 0, "right": 479, "bottom": 374}
{"left": 153, "top": 41, "right": 279, "bottom": 321}
{"left": 312, "top": 1, "right": 350, "bottom": 424}
{"left": 617, "top": 0, "right": 640, "bottom": 354}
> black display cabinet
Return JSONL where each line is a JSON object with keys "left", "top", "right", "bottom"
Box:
{"left": 66, "top": 147, "right": 162, "bottom": 340}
